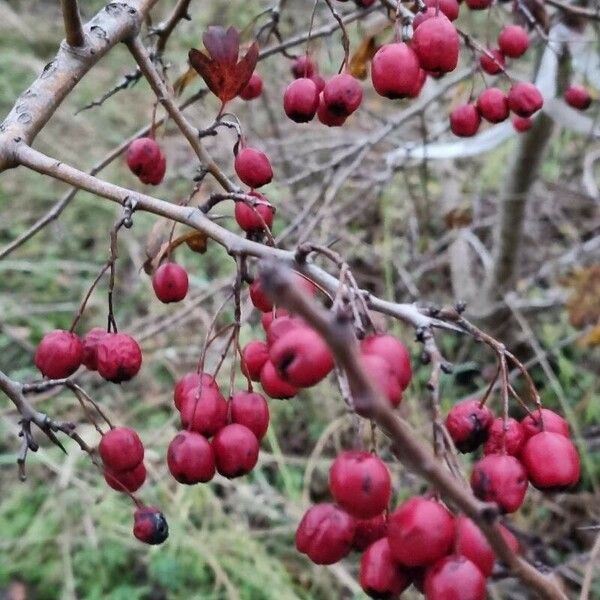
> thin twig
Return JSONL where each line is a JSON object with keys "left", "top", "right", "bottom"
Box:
{"left": 61, "top": 0, "right": 84, "bottom": 47}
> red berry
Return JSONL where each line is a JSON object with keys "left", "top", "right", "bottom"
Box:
{"left": 34, "top": 330, "right": 83, "bottom": 379}
{"left": 465, "top": 0, "right": 492, "bottom": 8}
{"left": 355, "top": 0, "right": 376, "bottom": 6}
{"left": 450, "top": 103, "right": 482, "bottom": 137}
{"left": 521, "top": 408, "right": 570, "bottom": 440}
{"left": 266, "top": 316, "right": 304, "bottom": 347}
{"left": 126, "top": 137, "right": 166, "bottom": 186}
{"left": 455, "top": 516, "right": 519, "bottom": 576}
{"left": 408, "top": 69, "right": 428, "bottom": 98}
{"left": 483, "top": 417, "right": 525, "bottom": 456}
{"left": 167, "top": 430, "right": 215, "bottom": 484}
{"left": 521, "top": 432, "right": 580, "bottom": 490}
{"left": 96, "top": 333, "right": 142, "bottom": 383}
{"left": 424, "top": 555, "right": 486, "bottom": 600}
{"left": 477, "top": 88, "right": 509, "bottom": 123}
{"left": 249, "top": 278, "right": 273, "bottom": 312}
{"left": 152, "top": 262, "right": 189, "bottom": 303}
{"left": 371, "top": 43, "right": 421, "bottom": 99}
{"left": 239, "top": 72, "right": 263, "bottom": 100}
{"left": 329, "top": 451, "right": 392, "bottom": 519}
{"left": 479, "top": 48, "right": 505, "bottom": 75}
{"left": 564, "top": 84, "right": 592, "bottom": 110}
{"left": 261, "top": 308, "right": 290, "bottom": 331}
{"left": 212, "top": 423, "right": 259, "bottom": 478}
{"left": 284, "top": 78, "right": 320, "bottom": 123}
{"left": 512, "top": 115, "right": 533, "bottom": 132}
{"left": 82, "top": 328, "right": 107, "bottom": 371}
{"left": 498, "top": 25, "right": 529, "bottom": 58}
{"left": 424, "top": 0, "right": 460, "bottom": 20}
{"left": 180, "top": 385, "right": 228, "bottom": 437}
{"left": 234, "top": 191, "right": 274, "bottom": 233}
{"left": 229, "top": 391, "right": 270, "bottom": 439}
{"left": 291, "top": 55, "right": 317, "bottom": 79}
{"left": 471, "top": 454, "right": 528, "bottom": 513}
{"left": 413, "top": 7, "right": 436, "bottom": 30}
{"left": 99, "top": 426, "right": 144, "bottom": 472}
{"left": 445, "top": 399, "right": 494, "bottom": 453}
{"left": 269, "top": 326, "right": 334, "bottom": 387}
{"left": 388, "top": 497, "right": 455, "bottom": 566}
{"left": 173, "top": 372, "right": 218, "bottom": 410}
{"left": 360, "top": 354, "right": 403, "bottom": 408}
{"left": 322, "top": 74, "right": 363, "bottom": 117}
{"left": 311, "top": 74, "right": 326, "bottom": 92}
{"left": 360, "top": 538, "right": 412, "bottom": 599}
{"left": 412, "top": 15, "right": 459, "bottom": 75}
{"left": 234, "top": 147, "right": 273, "bottom": 188}
{"left": 241, "top": 341, "right": 269, "bottom": 382}
{"left": 104, "top": 462, "right": 146, "bottom": 493}
{"left": 295, "top": 503, "right": 356, "bottom": 564}
{"left": 260, "top": 360, "right": 299, "bottom": 398}
{"left": 317, "top": 93, "right": 348, "bottom": 126}
{"left": 508, "top": 82, "right": 543, "bottom": 117}
{"left": 360, "top": 334, "right": 412, "bottom": 391}
{"left": 133, "top": 506, "right": 169, "bottom": 545}
{"left": 352, "top": 514, "right": 388, "bottom": 551}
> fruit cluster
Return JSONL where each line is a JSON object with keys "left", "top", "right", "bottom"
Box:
{"left": 446, "top": 400, "right": 581, "bottom": 513}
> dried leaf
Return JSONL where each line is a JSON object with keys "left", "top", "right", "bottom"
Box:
{"left": 143, "top": 226, "right": 208, "bottom": 275}
{"left": 349, "top": 36, "right": 378, "bottom": 80}
{"left": 563, "top": 264, "right": 600, "bottom": 329}
{"left": 173, "top": 66, "right": 199, "bottom": 97}
{"left": 189, "top": 26, "right": 258, "bottom": 104}
{"left": 444, "top": 206, "right": 473, "bottom": 229}
{"left": 578, "top": 324, "right": 600, "bottom": 348}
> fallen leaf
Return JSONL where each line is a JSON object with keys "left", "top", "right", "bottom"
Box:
{"left": 563, "top": 264, "right": 600, "bottom": 329}
{"left": 173, "top": 66, "right": 199, "bottom": 97}
{"left": 349, "top": 35, "right": 378, "bottom": 80}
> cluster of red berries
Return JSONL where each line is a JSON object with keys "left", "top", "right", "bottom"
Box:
{"left": 34, "top": 328, "right": 142, "bottom": 383}
{"left": 168, "top": 373, "right": 269, "bottom": 481}
{"left": 296, "top": 449, "right": 520, "bottom": 599}
{"left": 446, "top": 400, "right": 581, "bottom": 513}
{"left": 126, "top": 136, "right": 166, "bottom": 185}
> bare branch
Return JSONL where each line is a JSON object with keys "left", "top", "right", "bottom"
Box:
{"left": 60, "top": 0, "right": 85, "bottom": 47}
{"left": 154, "top": 0, "right": 193, "bottom": 55}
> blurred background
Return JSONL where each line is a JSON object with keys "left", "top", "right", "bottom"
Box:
{"left": 0, "top": 0, "right": 598, "bottom": 598}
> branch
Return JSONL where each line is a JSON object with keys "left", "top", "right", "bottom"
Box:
{"left": 257, "top": 260, "right": 568, "bottom": 600}
{"left": 545, "top": 0, "right": 600, "bottom": 20}
{"left": 60, "top": 0, "right": 85, "bottom": 47}
{"left": 154, "top": 0, "right": 193, "bottom": 55}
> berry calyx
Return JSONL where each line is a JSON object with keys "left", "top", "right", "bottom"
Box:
{"left": 521, "top": 408, "right": 570, "bottom": 440}
{"left": 371, "top": 43, "right": 421, "bottom": 99}
{"left": 360, "top": 538, "right": 412, "bottom": 599}
{"left": 387, "top": 497, "right": 455, "bottom": 566}
{"left": 239, "top": 72, "right": 263, "bottom": 100}
{"left": 471, "top": 454, "right": 528, "bottom": 513}
{"left": 498, "top": 25, "right": 529, "bottom": 58}
{"left": 507, "top": 81, "right": 543, "bottom": 117}
{"left": 104, "top": 462, "right": 146, "bottom": 493}
{"left": 133, "top": 507, "right": 169, "bottom": 545}
{"left": 82, "top": 327, "right": 107, "bottom": 371}
{"left": 445, "top": 399, "right": 494, "bottom": 453}
{"left": 34, "top": 330, "right": 84, "bottom": 379}
{"left": 234, "top": 192, "right": 274, "bottom": 233}
{"left": 521, "top": 431, "right": 580, "bottom": 490}
{"left": 96, "top": 333, "right": 142, "bottom": 383}
{"left": 329, "top": 451, "right": 392, "bottom": 519}
{"left": 322, "top": 74, "right": 363, "bottom": 117}
{"left": 260, "top": 360, "right": 299, "bottom": 399}
{"left": 295, "top": 503, "right": 356, "bottom": 564}
{"left": 229, "top": 391, "right": 270, "bottom": 439}
{"left": 564, "top": 85, "right": 592, "bottom": 110}
{"left": 179, "top": 385, "right": 228, "bottom": 437}
{"left": 234, "top": 147, "right": 273, "bottom": 189}
{"left": 479, "top": 48, "right": 505, "bottom": 75}
{"left": 126, "top": 137, "right": 166, "bottom": 186}
{"left": 424, "top": 555, "right": 486, "bottom": 600}
{"left": 477, "top": 88, "right": 509, "bottom": 123}
{"left": 360, "top": 333, "right": 412, "bottom": 391}
{"left": 483, "top": 417, "right": 525, "bottom": 456}
{"left": 241, "top": 340, "right": 269, "bottom": 381}
{"left": 167, "top": 430, "right": 216, "bottom": 484}
{"left": 412, "top": 15, "right": 460, "bottom": 75}
{"left": 450, "top": 103, "right": 482, "bottom": 137}
{"left": 152, "top": 262, "right": 189, "bottom": 304}
{"left": 212, "top": 423, "right": 259, "bottom": 478}
{"left": 284, "top": 78, "right": 320, "bottom": 123}
{"left": 99, "top": 426, "right": 144, "bottom": 472}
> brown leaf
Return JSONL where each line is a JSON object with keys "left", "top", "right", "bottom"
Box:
{"left": 444, "top": 206, "right": 473, "bottom": 229}
{"left": 577, "top": 323, "right": 600, "bottom": 348}
{"left": 184, "top": 230, "right": 209, "bottom": 254}
{"left": 349, "top": 36, "right": 378, "bottom": 80}
{"left": 189, "top": 26, "right": 259, "bottom": 104}
{"left": 173, "top": 66, "right": 199, "bottom": 97}
{"left": 563, "top": 264, "right": 600, "bottom": 329}
{"left": 143, "top": 225, "right": 208, "bottom": 275}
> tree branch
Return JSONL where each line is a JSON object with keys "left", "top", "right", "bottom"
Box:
{"left": 60, "top": 0, "right": 85, "bottom": 47}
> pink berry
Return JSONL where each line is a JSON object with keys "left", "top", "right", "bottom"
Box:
{"left": 96, "top": 333, "right": 142, "bottom": 383}
{"left": 284, "top": 78, "right": 320, "bottom": 123}
{"left": 352, "top": 514, "right": 388, "bottom": 551}
{"left": 212, "top": 423, "right": 259, "bottom": 478}
{"left": 445, "top": 399, "right": 494, "bottom": 453}
{"left": 317, "top": 93, "right": 348, "bottom": 127}
{"left": 104, "top": 462, "right": 146, "bottom": 493}
{"left": 229, "top": 391, "right": 270, "bottom": 439}
{"left": 167, "top": 430, "right": 215, "bottom": 484}
{"left": 512, "top": 116, "right": 533, "bottom": 132}
{"left": 322, "top": 74, "right": 363, "bottom": 117}
{"left": 360, "top": 538, "right": 412, "bottom": 598}
{"left": 521, "top": 432, "right": 580, "bottom": 490}
{"left": 266, "top": 316, "right": 304, "bottom": 347}
{"left": 239, "top": 72, "right": 263, "bottom": 100}
{"left": 498, "top": 25, "right": 529, "bottom": 58}
{"left": 249, "top": 278, "right": 273, "bottom": 312}
{"left": 295, "top": 503, "right": 356, "bottom": 564}
{"left": 450, "top": 103, "right": 482, "bottom": 137}
{"left": 371, "top": 43, "right": 421, "bottom": 99}
{"left": 521, "top": 408, "right": 570, "bottom": 440}
{"left": 360, "top": 354, "right": 403, "bottom": 408}
{"left": 412, "top": 15, "right": 459, "bottom": 75}
{"left": 471, "top": 454, "right": 528, "bottom": 513}
{"left": 564, "top": 84, "right": 592, "bottom": 110}
{"left": 126, "top": 137, "right": 166, "bottom": 186}
{"left": 241, "top": 341, "right": 269, "bottom": 382}
{"left": 483, "top": 417, "right": 525, "bottom": 456}
{"left": 82, "top": 327, "right": 107, "bottom": 371}
{"left": 152, "top": 262, "right": 189, "bottom": 303}
{"left": 173, "top": 372, "right": 218, "bottom": 411}
{"left": 413, "top": 7, "right": 436, "bottom": 30}
{"left": 234, "top": 191, "right": 274, "bottom": 233}
{"left": 234, "top": 147, "right": 273, "bottom": 188}
{"left": 291, "top": 55, "right": 317, "bottom": 79}
{"left": 477, "top": 87, "right": 509, "bottom": 123}
{"left": 260, "top": 361, "right": 299, "bottom": 399}
{"left": 387, "top": 497, "right": 455, "bottom": 566}
{"left": 508, "top": 81, "right": 543, "bottom": 117}
{"left": 99, "top": 426, "right": 144, "bottom": 472}
{"left": 479, "top": 48, "right": 505, "bottom": 75}
{"left": 133, "top": 506, "right": 168, "bottom": 545}
{"left": 424, "top": 0, "right": 460, "bottom": 20}
{"left": 360, "top": 334, "right": 412, "bottom": 391}
{"left": 261, "top": 308, "right": 289, "bottom": 332}
{"left": 34, "top": 330, "right": 83, "bottom": 379}
{"left": 329, "top": 451, "right": 392, "bottom": 519}
{"left": 424, "top": 555, "right": 487, "bottom": 600}
{"left": 180, "top": 385, "right": 228, "bottom": 437}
